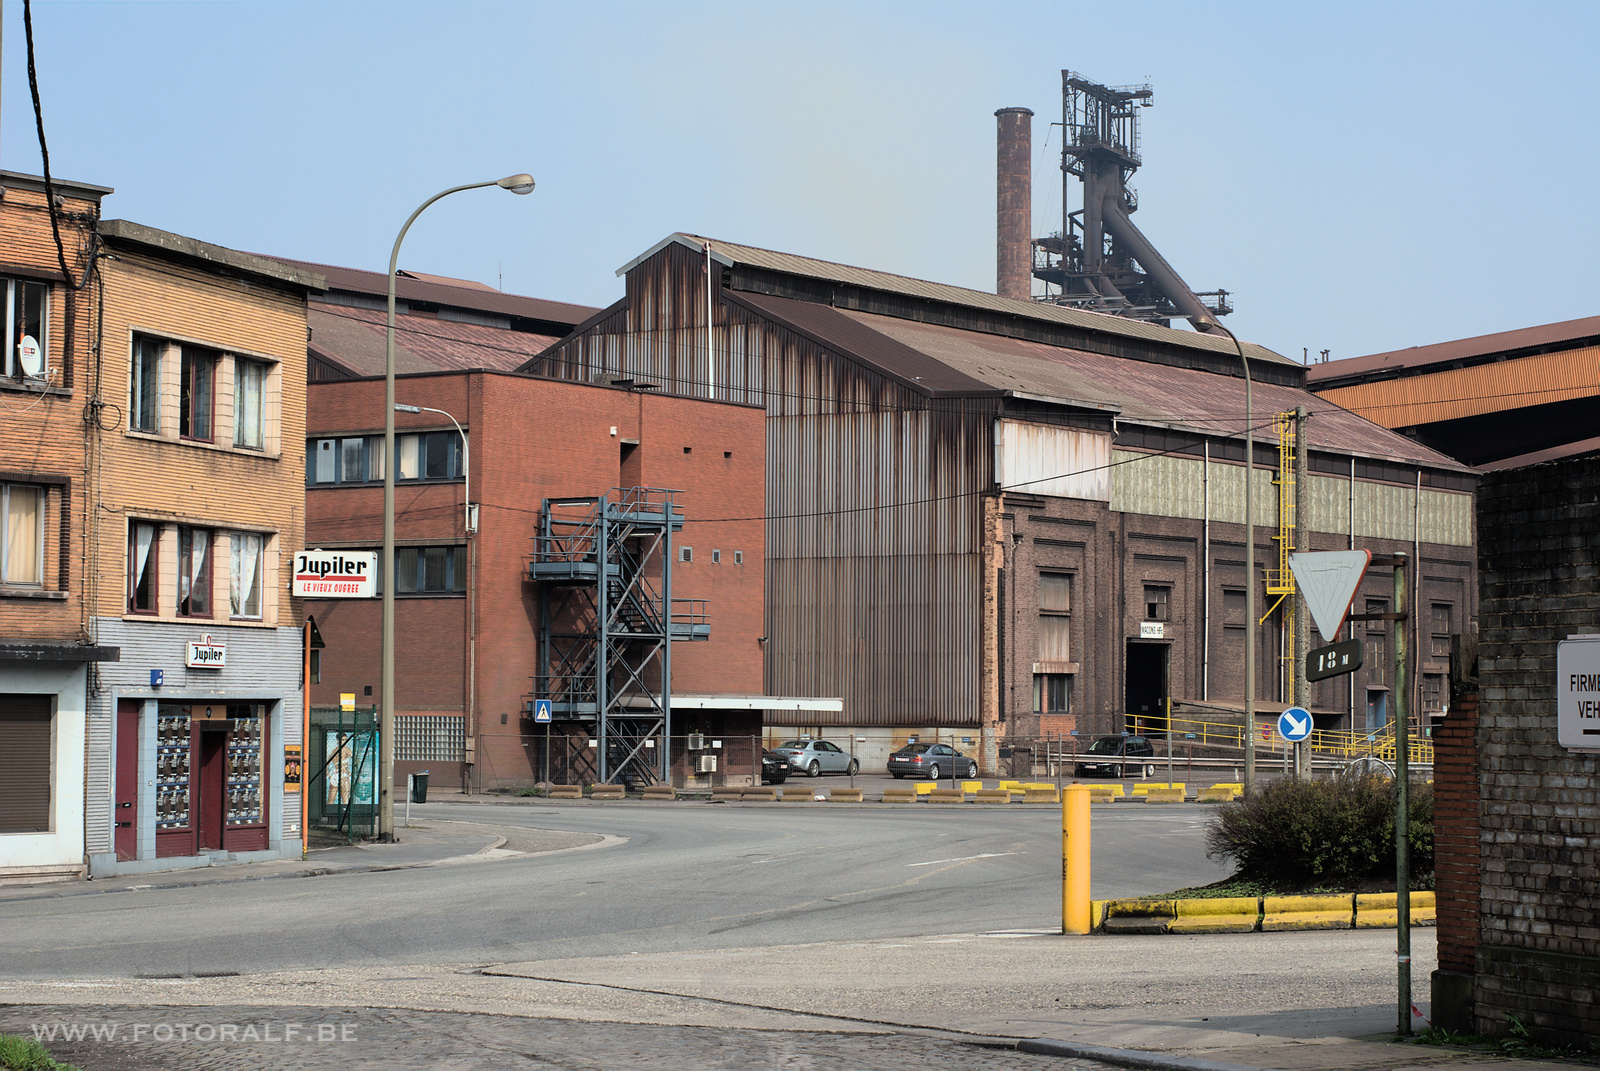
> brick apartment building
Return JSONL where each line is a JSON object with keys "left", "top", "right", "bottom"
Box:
{"left": 298, "top": 267, "right": 768, "bottom": 791}
{"left": 528, "top": 234, "right": 1478, "bottom": 772}
{"left": 85, "top": 222, "right": 323, "bottom": 878}
{"left": 0, "top": 171, "right": 117, "bottom": 884}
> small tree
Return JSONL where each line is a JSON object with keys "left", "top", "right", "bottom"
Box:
{"left": 1205, "top": 773, "right": 1433, "bottom": 888}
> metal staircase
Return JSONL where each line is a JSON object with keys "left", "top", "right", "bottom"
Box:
{"left": 527, "top": 487, "right": 709, "bottom": 785}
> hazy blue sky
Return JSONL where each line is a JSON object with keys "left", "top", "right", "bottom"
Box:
{"left": 8, "top": 1, "right": 1596, "bottom": 361}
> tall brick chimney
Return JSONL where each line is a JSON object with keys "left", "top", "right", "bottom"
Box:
{"left": 995, "top": 107, "right": 1034, "bottom": 301}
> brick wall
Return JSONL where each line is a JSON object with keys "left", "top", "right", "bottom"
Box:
{"left": 1473, "top": 457, "right": 1600, "bottom": 1045}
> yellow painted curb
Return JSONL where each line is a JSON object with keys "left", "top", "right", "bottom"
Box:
{"left": 1262, "top": 894, "right": 1354, "bottom": 931}
{"left": 1356, "top": 891, "right": 1437, "bottom": 928}
{"left": 1169, "top": 897, "right": 1261, "bottom": 933}
{"left": 1102, "top": 898, "right": 1177, "bottom": 934}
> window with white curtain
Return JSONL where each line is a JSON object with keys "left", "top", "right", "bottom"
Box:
{"left": 230, "top": 531, "right": 264, "bottom": 619}
{"left": 178, "top": 526, "right": 211, "bottom": 617}
{"left": 2, "top": 483, "right": 43, "bottom": 586}
{"left": 128, "top": 521, "right": 157, "bottom": 613}
{"left": 234, "top": 358, "right": 266, "bottom": 449}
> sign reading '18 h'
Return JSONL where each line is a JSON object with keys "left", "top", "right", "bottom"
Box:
{"left": 293, "top": 550, "right": 378, "bottom": 599}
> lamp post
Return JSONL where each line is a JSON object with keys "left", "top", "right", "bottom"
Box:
{"left": 1198, "top": 318, "right": 1256, "bottom": 795}
{"left": 394, "top": 403, "right": 473, "bottom": 534}
{"left": 380, "top": 174, "right": 533, "bottom": 841}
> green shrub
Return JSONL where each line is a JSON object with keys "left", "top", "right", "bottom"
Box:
{"left": 0, "top": 1033, "right": 82, "bottom": 1071}
{"left": 1204, "top": 773, "right": 1433, "bottom": 887}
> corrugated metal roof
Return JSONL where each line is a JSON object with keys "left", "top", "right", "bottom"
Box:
{"left": 308, "top": 303, "right": 563, "bottom": 377}
{"left": 1308, "top": 314, "right": 1600, "bottom": 385}
{"left": 272, "top": 256, "right": 598, "bottom": 328}
{"left": 626, "top": 232, "right": 1296, "bottom": 369}
{"left": 1476, "top": 433, "right": 1600, "bottom": 472}
{"left": 739, "top": 293, "right": 1467, "bottom": 470}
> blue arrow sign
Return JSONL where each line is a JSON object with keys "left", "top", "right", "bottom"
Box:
{"left": 533, "top": 699, "right": 553, "bottom": 724}
{"left": 1278, "top": 706, "right": 1312, "bottom": 742}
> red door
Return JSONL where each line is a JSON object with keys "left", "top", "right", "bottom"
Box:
{"left": 197, "top": 730, "right": 227, "bottom": 851}
{"left": 114, "top": 700, "right": 141, "bottom": 861}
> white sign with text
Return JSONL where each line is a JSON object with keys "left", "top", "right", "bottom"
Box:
{"left": 293, "top": 550, "right": 377, "bottom": 598}
{"left": 1557, "top": 636, "right": 1600, "bottom": 751}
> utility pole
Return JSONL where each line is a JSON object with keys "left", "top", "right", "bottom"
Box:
{"left": 1293, "top": 406, "right": 1311, "bottom": 779}
{"left": 1393, "top": 552, "right": 1412, "bottom": 1035}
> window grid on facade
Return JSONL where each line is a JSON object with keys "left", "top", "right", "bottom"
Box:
{"left": 1364, "top": 598, "right": 1388, "bottom": 686}
{"left": 307, "top": 432, "right": 464, "bottom": 486}
{"left": 373, "top": 546, "right": 467, "bottom": 595}
{"left": 128, "top": 522, "right": 158, "bottom": 613}
{"left": 1033, "top": 673, "right": 1072, "bottom": 713}
{"left": 3, "top": 276, "right": 48, "bottom": 380}
{"left": 1431, "top": 603, "right": 1453, "bottom": 658}
{"left": 177, "top": 526, "right": 212, "bottom": 618}
{"left": 395, "top": 715, "right": 466, "bottom": 762}
{"left": 131, "top": 338, "right": 162, "bottom": 431}
{"left": 1038, "top": 572, "right": 1071, "bottom": 662}
{"left": 1144, "top": 584, "right": 1170, "bottom": 621}
{"left": 179, "top": 346, "right": 215, "bottom": 441}
{"left": 1, "top": 483, "right": 44, "bottom": 586}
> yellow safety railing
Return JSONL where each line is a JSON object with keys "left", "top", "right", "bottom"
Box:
{"left": 1163, "top": 711, "right": 1432, "bottom": 765}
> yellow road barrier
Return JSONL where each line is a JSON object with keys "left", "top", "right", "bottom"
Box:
{"left": 1262, "top": 894, "right": 1354, "bottom": 931}
{"left": 1169, "top": 897, "right": 1261, "bottom": 934}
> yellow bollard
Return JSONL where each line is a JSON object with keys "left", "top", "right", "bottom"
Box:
{"left": 1062, "top": 783, "right": 1091, "bottom": 934}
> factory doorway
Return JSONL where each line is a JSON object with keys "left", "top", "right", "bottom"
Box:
{"left": 1124, "top": 642, "right": 1169, "bottom": 737}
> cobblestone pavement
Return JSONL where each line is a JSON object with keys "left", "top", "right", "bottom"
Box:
{"left": 2, "top": 1004, "right": 1117, "bottom": 1071}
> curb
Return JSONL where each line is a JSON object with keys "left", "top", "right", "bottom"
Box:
{"left": 1093, "top": 892, "right": 1437, "bottom": 934}
{"left": 1018, "top": 1037, "right": 1282, "bottom": 1071}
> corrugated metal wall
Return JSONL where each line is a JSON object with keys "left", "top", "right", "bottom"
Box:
{"left": 86, "top": 619, "right": 304, "bottom": 858}
{"left": 536, "top": 245, "right": 994, "bottom": 727}
{"left": 1108, "top": 449, "right": 1473, "bottom": 546}
{"left": 997, "top": 421, "right": 1110, "bottom": 501}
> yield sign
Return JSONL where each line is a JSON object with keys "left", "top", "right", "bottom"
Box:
{"left": 1289, "top": 550, "right": 1371, "bottom": 645}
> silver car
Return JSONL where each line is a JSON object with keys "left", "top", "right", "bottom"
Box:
{"left": 770, "top": 738, "right": 858, "bottom": 778}
{"left": 887, "top": 743, "right": 979, "bottom": 780}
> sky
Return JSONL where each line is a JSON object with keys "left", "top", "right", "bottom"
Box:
{"left": 6, "top": 0, "right": 1598, "bottom": 363}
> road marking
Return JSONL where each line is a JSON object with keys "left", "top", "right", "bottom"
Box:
{"left": 906, "top": 852, "right": 1020, "bottom": 867}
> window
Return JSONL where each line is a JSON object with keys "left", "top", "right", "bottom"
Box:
{"left": 131, "top": 338, "right": 162, "bottom": 431}
{"left": 1222, "top": 587, "right": 1245, "bottom": 627}
{"left": 309, "top": 648, "right": 321, "bottom": 685}
{"left": 306, "top": 433, "right": 463, "bottom": 486}
{"left": 377, "top": 545, "right": 466, "bottom": 595}
{"left": 679, "top": 546, "right": 692, "bottom": 563}
{"left": 0, "top": 693, "right": 52, "bottom": 832}
{"left": 2, "top": 483, "right": 43, "bottom": 586}
{"left": 179, "top": 346, "right": 215, "bottom": 441}
{"left": 230, "top": 531, "right": 264, "bottom": 618}
{"left": 1033, "top": 673, "right": 1072, "bottom": 713}
{"left": 128, "top": 522, "right": 158, "bottom": 613}
{"left": 177, "top": 526, "right": 212, "bottom": 618}
{"left": 711, "top": 549, "right": 722, "bottom": 564}
{"left": 234, "top": 358, "right": 266, "bottom": 448}
{"left": 3, "top": 276, "right": 48, "bottom": 380}
{"left": 1039, "top": 571, "right": 1072, "bottom": 661}
{"left": 1431, "top": 603, "right": 1453, "bottom": 659}
{"left": 1144, "top": 584, "right": 1170, "bottom": 621}
{"left": 734, "top": 551, "right": 744, "bottom": 566}
{"left": 1364, "top": 598, "right": 1388, "bottom": 686}
{"left": 1423, "top": 673, "right": 1445, "bottom": 714}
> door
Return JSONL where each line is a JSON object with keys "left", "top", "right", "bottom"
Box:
{"left": 1124, "top": 642, "right": 1169, "bottom": 736}
{"left": 114, "top": 700, "right": 141, "bottom": 860}
{"left": 197, "top": 729, "right": 227, "bottom": 851}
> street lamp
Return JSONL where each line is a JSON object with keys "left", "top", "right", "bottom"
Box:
{"left": 394, "top": 403, "right": 473, "bottom": 534}
{"left": 1197, "top": 318, "right": 1256, "bottom": 795}
{"left": 380, "top": 174, "right": 534, "bottom": 841}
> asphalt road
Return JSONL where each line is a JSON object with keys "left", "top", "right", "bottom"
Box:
{"left": 0, "top": 800, "right": 1230, "bottom": 981}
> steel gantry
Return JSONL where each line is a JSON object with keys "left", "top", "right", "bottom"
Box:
{"left": 528, "top": 487, "right": 709, "bottom": 786}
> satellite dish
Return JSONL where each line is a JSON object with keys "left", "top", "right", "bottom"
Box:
{"left": 17, "top": 335, "right": 42, "bottom": 377}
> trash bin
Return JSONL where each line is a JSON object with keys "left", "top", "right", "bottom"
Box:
{"left": 410, "top": 770, "right": 429, "bottom": 804}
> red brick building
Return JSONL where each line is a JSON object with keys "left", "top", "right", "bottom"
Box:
{"left": 298, "top": 268, "right": 766, "bottom": 791}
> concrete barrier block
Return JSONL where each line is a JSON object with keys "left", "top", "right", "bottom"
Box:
{"left": 780, "top": 786, "right": 819, "bottom": 801}
{"left": 1143, "top": 788, "right": 1186, "bottom": 804}
{"left": 1022, "top": 788, "right": 1059, "bottom": 803}
{"left": 640, "top": 786, "right": 676, "bottom": 801}
{"left": 1022, "top": 782, "right": 1056, "bottom": 792}
{"left": 974, "top": 788, "right": 1012, "bottom": 804}
{"left": 881, "top": 788, "right": 918, "bottom": 803}
{"left": 1169, "top": 897, "right": 1261, "bottom": 933}
{"left": 548, "top": 785, "right": 582, "bottom": 800}
{"left": 589, "top": 783, "right": 626, "bottom": 800}
{"left": 741, "top": 786, "right": 777, "bottom": 801}
{"left": 914, "top": 781, "right": 937, "bottom": 795}
{"left": 828, "top": 788, "right": 864, "bottom": 802}
{"left": 998, "top": 780, "right": 1023, "bottom": 791}
{"left": 710, "top": 786, "right": 744, "bottom": 802}
{"left": 1355, "top": 891, "right": 1436, "bottom": 928}
{"left": 928, "top": 788, "right": 968, "bottom": 803}
{"left": 1101, "top": 898, "right": 1177, "bottom": 934}
{"left": 1262, "top": 894, "right": 1354, "bottom": 931}
{"left": 1197, "top": 786, "right": 1236, "bottom": 804}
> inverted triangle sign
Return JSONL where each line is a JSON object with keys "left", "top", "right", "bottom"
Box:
{"left": 1289, "top": 550, "right": 1372, "bottom": 645}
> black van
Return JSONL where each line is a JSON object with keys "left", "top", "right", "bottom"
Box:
{"left": 1073, "top": 735, "right": 1156, "bottom": 779}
